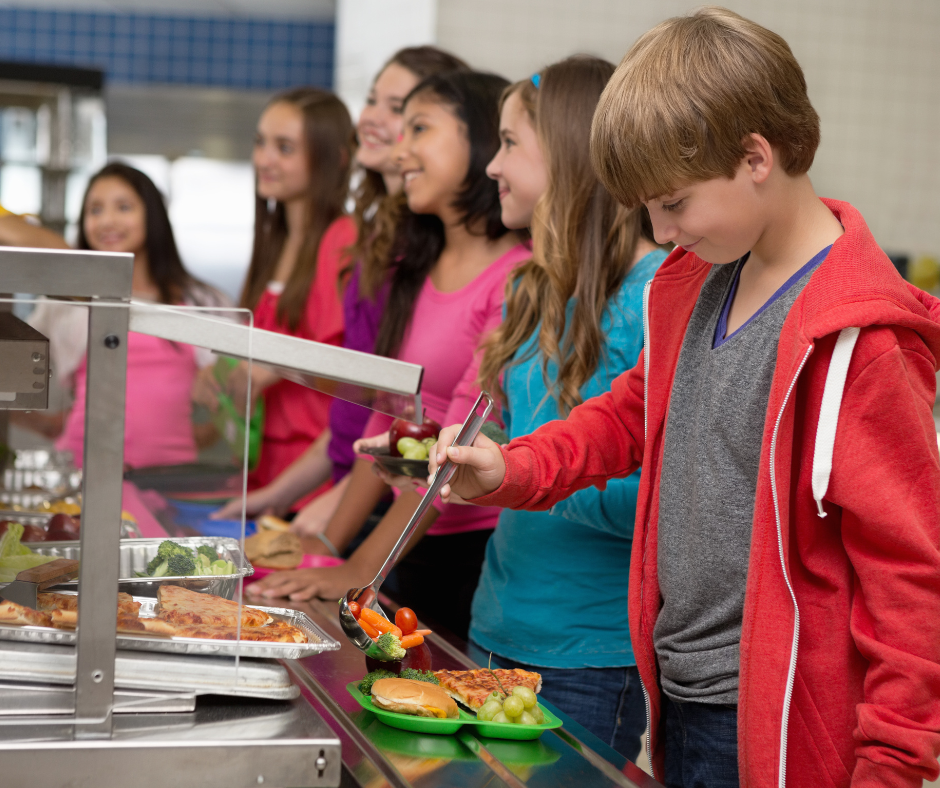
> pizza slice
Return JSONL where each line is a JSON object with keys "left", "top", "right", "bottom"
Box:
{"left": 433, "top": 668, "right": 542, "bottom": 710}
{"left": 116, "top": 615, "right": 177, "bottom": 637}
{"left": 0, "top": 600, "right": 53, "bottom": 628}
{"left": 171, "top": 622, "right": 308, "bottom": 643}
{"left": 156, "top": 584, "right": 271, "bottom": 628}
{"left": 38, "top": 592, "right": 140, "bottom": 618}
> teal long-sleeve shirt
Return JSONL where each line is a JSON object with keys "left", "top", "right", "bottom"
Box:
{"left": 469, "top": 249, "right": 666, "bottom": 668}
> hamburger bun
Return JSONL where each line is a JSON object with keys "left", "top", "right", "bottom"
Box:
{"left": 371, "top": 678, "right": 459, "bottom": 719}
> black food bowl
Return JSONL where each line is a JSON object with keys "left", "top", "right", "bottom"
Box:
{"left": 358, "top": 446, "right": 430, "bottom": 479}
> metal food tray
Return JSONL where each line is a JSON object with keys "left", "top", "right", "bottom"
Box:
{"left": 0, "top": 640, "right": 300, "bottom": 701}
{"left": 0, "top": 507, "right": 141, "bottom": 539}
{"left": 0, "top": 595, "right": 341, "bottom": 660}
{"left": 20, "top": 536, "right": 253, "bottom": 599}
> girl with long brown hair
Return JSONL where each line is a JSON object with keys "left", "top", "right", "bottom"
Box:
{"left": 468, "top": 57, "right": 667, "bottom": 760}
{"left": 219, "top": 87, "right": 356, "bottom": 500}
{"left": 212, "top": 47, "right": 467, "bottom": 526}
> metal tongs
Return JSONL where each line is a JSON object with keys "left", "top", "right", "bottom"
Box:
{"left": 339, "top": 391, "right": 494, "bottom": 661}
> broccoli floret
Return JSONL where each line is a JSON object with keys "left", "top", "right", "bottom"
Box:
{"left": 376, "top": 632, "right": 406, "bottom": 660}
{"left": 196, "top": 545, "right": 219, "bottom": 562}
{"left": 150, "top": 559, "right": 169, "bottom": 578}
{"left": 166, "top": 553, "right": 196, "bottom": 576}
{"left": 156, "top": 540, "right": 193, "bottom": 561}
{"left": 399, "top": 669, "right": 439, "bottom": 685}
{"left": 357, "top": 669, "right": 396, "bottom": 695}
{"left": 146, "top": 555, "right": 166, "bottom": 575}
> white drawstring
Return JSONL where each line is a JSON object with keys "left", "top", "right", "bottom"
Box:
{"left": 811, "top": 327, "right": 860, "bottom": 517}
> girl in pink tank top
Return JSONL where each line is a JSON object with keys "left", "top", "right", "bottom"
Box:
{"left": 247, "top": 71, "right": 527, "bottom": 640}
{"left": 50, "top": 162, "right": 229, "bottom": 469}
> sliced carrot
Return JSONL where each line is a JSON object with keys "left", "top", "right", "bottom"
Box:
{"left": 413, "top": 629, "right": 432, "bottom": 637}
{"left": 358, "top": 618, "right": 380, "bottom": 638}
{"left": 400, "top": 633, "right": 424, "bottom": 650}
{"left": 359, "top": 607, "right": 398, "bottom": 635}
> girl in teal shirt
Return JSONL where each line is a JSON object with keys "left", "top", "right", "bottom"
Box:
{"left": 473, "top": 57, "right": 666, "bottom": 760}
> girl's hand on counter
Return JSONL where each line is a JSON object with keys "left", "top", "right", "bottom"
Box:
{"left": 245, "top": 562, "right": 368, "bottom": 602}
{"left": 428, "top": 425, "right": 506, "bottom": 504}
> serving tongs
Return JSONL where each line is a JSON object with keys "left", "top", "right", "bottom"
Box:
{"left": 339, "top": 391, "right": 494, "bottom": 661}
{"left": 0, "top": 558, "right": 79, "bottom": 609}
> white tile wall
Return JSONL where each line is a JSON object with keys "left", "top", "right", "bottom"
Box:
{"left": 437, "top": 0, "right": 940, "bottom": 258}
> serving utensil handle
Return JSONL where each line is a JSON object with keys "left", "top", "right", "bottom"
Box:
{"left": 370, "top": 391, "right": 494, "bottom": 592}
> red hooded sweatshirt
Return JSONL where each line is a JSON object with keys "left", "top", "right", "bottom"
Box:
{"left": 472, "top": 200, "right": 940, "bottom": 788}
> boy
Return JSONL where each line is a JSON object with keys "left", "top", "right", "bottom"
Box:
{"left": 430, "top": 8, "right": 940, "bottom": 788}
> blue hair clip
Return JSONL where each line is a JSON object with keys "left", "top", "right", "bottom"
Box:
{"left": 531, "top": 73, "right": 540, "bottom": 89}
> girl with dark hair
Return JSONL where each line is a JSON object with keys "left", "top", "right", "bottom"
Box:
{"left": 26, "top": 161, "right": 230, "bottom": 467}
{"left": 213, "top": 47, "right": 468, "bottom": 528}
{"left": 212, "top": 87, "right": 357, "bottom": 503}
{"left": 248, "top": 71, "right": 530, "bottom": 639}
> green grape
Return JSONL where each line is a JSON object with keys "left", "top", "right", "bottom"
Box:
{"left": 403, "top": 445, "right": 429, "bottom": 460}
{"left": 477, "top": 700, "right": 502, "bottom": 721}
{"left": 518, "top": 711, "right": 537, "bottom": 725}
{"left": 530, "top": 704, "right": 545, "bottom": 723}
{"left": 484, "top": 691, "right": 501, "bottom": 705}
{"left": 422, "top": 437, "right": 437, "bottom": 446}
{"left": 492, "top": 710, "right": 511, "bottom": 724}
{"left": 397, "top": 437, "right": 420, "bottom": 454}
{"left": 512, "top": 686, "right": 538, "bottom": 709}
{"left": 503, "top": 695, "right": 524, "bottom": 717}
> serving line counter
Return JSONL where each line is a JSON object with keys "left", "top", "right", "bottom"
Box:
{"left": 278, "top": 594, "right": 662, "bottom": 788}
{"left": 119, "top": 468, "right": 663, "bottom": 788}
{"left": 0, "top": 246, "right": 663, "bottom": 787}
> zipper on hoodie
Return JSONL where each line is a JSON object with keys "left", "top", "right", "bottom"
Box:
{"left": 642, "top": 280, "right": 652, "bottom": 441}
{"left": 768, "top": 344, "right": 813, "bottom": 788}
{"left": 638, "top": 278, "right": 655, "bottom": 779}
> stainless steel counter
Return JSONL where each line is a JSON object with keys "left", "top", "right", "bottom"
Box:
{"left": 282, "top": 596, "right": 662, "bottom": 788}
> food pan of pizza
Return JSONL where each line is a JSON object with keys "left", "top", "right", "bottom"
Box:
{"left": 0, "top": 586, "right": 341, "bottom": 660}
{"left": 22, "top": 536, "right": 254, "bottom": 600}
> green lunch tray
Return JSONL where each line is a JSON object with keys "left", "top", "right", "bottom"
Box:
{"left": 346, "top": 682, "right": 563, "bottom": 740}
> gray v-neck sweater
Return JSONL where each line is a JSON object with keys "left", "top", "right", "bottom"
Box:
{"left": 654, "top": 254, "right": 822, "bottom": 704}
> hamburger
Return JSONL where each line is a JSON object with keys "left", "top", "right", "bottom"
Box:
{"left": 370, "top": 678, "right": 459, "bottom": 719}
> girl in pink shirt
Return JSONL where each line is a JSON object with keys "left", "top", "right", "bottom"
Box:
{"left": 49, "top": 162, "right": 229, "bottom": 469}
{"left": 249, "top": 71, "right": 527, "bottom": 638}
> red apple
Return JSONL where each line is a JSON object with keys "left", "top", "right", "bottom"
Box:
{"left": 400, "top": 642, "right": 432, "bottom": 672}
{"left": 388, "top": 416, "right": 442, "bottom": 458}
{"left": 0, "top": 521, "right": 10, "bottom": 536}
{"left": 364, "top": 641, "right": 433, "bottom": 674}
{"left": 46, "top": 513, "right": 80, "bottom": 541}
{"left": 21, "top": 524, "right": 47, "bottom": 542}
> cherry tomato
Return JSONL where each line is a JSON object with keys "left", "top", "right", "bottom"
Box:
{"left": 348, "top": 601, "right": 362, "bottom": 620}
{"left": 395, "top": 607, "right": 418, "bottom": 636}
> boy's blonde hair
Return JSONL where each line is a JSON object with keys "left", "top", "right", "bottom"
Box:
{"left": 591, "top": 6, "right": 820, "bottom": 208}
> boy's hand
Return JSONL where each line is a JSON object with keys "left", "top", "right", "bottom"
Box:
{"left": 428, "top": 425, "right": 506, "bottom": 504}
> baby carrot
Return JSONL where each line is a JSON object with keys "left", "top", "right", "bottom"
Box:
{"left": 400, "top": 633, "right": 424, "bottom": 650}
{"left": 360, "top": 607, "right": 397, "bottom": 635}
{"left": 358, "top": 618, "right": 380, "bottom": 639}
{"left": 413, "top": 629, "right": 432, "bottom": 637}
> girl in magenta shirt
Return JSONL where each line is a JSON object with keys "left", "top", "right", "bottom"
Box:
{"left": 249, "top": 71, "right": 526, "bottom": 638}
{"left": 215, "top": 88, "right": 357, "bottom": 502}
